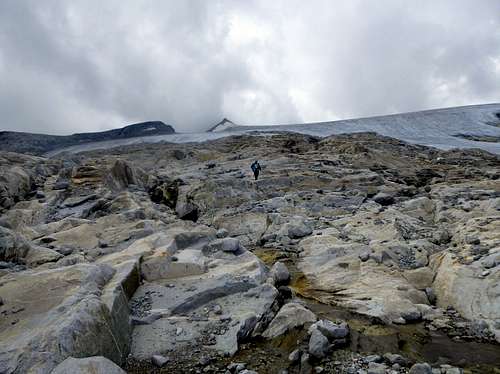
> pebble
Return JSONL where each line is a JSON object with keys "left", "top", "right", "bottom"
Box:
{"left": 151, "top": 354, "right": 170, "bottom": 367}
{"left": 288, "top": 349, "right": 300, "bottom": 363}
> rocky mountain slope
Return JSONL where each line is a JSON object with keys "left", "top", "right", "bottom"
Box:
{"left": 0, "top": 121, "right": 175, "bottom": 155}
{"left": 45, "top": 104, "right": 500, "bottom": 156}
{"left": 0, "top": 131, "right": 499, "bottom": 374}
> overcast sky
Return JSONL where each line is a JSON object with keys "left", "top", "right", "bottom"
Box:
{"left": 1, "top": 0, "right": 499, "bottom": 134}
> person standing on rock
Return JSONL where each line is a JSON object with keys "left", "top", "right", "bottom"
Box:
{"left": 251, "top": 160, "right": 262, "bottom": 180}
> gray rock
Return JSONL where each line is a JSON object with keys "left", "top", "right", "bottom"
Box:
{"left": 482, "top": 254, "right": 500, "bottom": 269}
{"left": 228, "top": 362, "right": 246, "bottom": 372}
{"left": 263, "top": 302, "right": 317, "bottom": 339}
{"left": 216, "top": 228, "right": 229, "bottom": 238}
{"left": 383, "top": 353, "right": 408, "bottom": 366}
{"left": 444, "top": 368, "right": 462, "bottom": 374}
{"left": 270, "top": 262, "right": 290, "bottom": 286}
{"left": 425, "top": 287, "right": 437, "bottom": 304}
{"left": 151, "top": 354, "right": 170, "bottom": 367}
{"left": 300, "top": 353, "right": 312, "bottom": 374}
{"left": 289, "top": 349, "right": 301, "bottom": 363}
{"left": 308, "top": 329, "right": 329, "bottom": 359}
{"left": 359, "top": 251, "right": 370, "bottom": 262}
{"left": 314, "top": 319, "right": 349, "bottom": 340}
{"left": 176, "top": 201, "right": 199, "bottom": 221}
{"left": 0, "top": 227, "right": 31, "bottom": 263}
{"left": 364, "top": 355, "right": 383, "bottom": 363}
{"left": 286, "top": 219, "right": 313, "bottom": 239}
{"left": 409, "top": 363, "right": 433, "bottom": 374}
{"left": 208, "top": 237, "right": 241, "bottom": 253}
{"left": 132, "top": 312, "right": 162, "bottom": 325}
{"left": 368, "top": 362, "right": 388, "bottom": 374}
{"left": 51, "top": 356, "right": 126, "bottom": 374}
{"left": 465, "top": 236, "right": 480, "bottom": 245}
{"left": 53, "top": 180, "right": 70, "bottom": 190}
{"left": 373, "top": 192, "right": 395, "bottom": 206}
{"left": 402, "top": 310, "right": 422, "bottom": 322}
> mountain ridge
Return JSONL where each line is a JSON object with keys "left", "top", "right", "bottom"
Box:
{"left": 0, "top": 121, "right": 175, "bottom": 155}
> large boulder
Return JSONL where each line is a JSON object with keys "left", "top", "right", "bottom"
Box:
{"left": 0, "top": 164, "right": 33, "bottom": 209}
{"left": 270, "top": 262, "right": 291, "bottom": 286}
{"left": 308, "top": 329, "right": 329, "bottom": 359}
{"left": 0, "top": 263, "right": 135, "bottom": 373}
{"left": 106, "top": 160, "right": 148, "bottom": 191}
{"left": 51, "top": 356, "right": 126, "bottom": 374}
{"left": 262, "top": 302, "right": 317, "bottom": 339}
{"left": 432, "top": 252, "right": 500, "bottom": 341}
{"left": 0, "top": 227, "right": 31, "bottom": 263}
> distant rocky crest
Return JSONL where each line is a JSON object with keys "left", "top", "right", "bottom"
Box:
{"left": 0, "top": 121, "right": 175, "bottom": 155}
{"left": 207, "top": 118, "right": 238, "bottom": 132}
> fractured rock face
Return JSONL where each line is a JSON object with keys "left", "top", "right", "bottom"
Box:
{"left": 0, "top": 263, "right": 134, "bottom": 373}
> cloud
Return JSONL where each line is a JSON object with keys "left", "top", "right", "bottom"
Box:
{"left": 0, "top": 0, "right": 499, "bottom": 134}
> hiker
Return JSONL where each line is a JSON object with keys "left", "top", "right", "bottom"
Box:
{"left": 251, "top": 160, "right": 262, "bottom": 180}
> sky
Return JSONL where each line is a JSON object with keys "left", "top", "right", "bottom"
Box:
{"left": 0, "top": 0, "right": 499, "bottom": 135}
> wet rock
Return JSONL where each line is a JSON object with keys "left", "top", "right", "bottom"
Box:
{"left": 409, "top": 363, "right": 433, "bottom": 374}
{"left": 308, "top": 329, "right": 329, "bottom": 359}
{"left": 51, "top": 356, "right": 126, "bottom": 374}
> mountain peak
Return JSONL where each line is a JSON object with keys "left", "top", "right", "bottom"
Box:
{"left": 207, "top": 118, "right": 238, "bottom": 132}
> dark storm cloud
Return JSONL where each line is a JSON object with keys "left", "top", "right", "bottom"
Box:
{"left": 0, "top": 0, "right": 499, "bottom": 134}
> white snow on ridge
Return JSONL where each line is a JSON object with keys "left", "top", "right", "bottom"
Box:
{"left": 46, "top": 104, "right": 500, "bottom": 156}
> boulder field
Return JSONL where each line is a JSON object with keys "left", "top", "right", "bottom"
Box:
{"left": 0, "top": 132, "right": 498, "bottom": 373}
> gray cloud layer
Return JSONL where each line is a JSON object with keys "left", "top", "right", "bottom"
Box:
{"left": 0, "top": 0, "right": 499, "bottom": 134}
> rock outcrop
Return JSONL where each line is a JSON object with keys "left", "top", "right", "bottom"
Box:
{"left": 0, "top": 131, "right": 498, "bottom": 373}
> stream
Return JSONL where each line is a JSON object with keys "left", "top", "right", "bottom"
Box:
{"left": 251, "top": 247, "right": 500, "bottom": 374}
